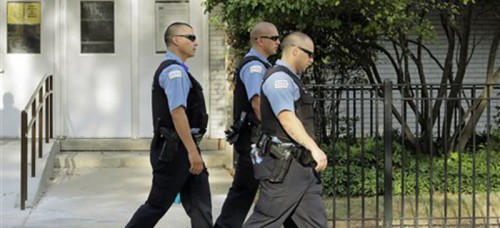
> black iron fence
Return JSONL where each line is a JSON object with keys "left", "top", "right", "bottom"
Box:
{"left": 20, "top": 74, "right": 54, "bottom": 210}
{"left": 310, "top": 81, "right": 500, "bottom": 227}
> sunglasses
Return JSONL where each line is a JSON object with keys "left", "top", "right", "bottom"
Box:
{"left": 174, "top": 34, "right": 196, "bottom": 42}
{"left": 297, "top": 46, "right": 314, "bottom": 59}
{"left": 258, "top": 35, "right": 280, "bottom": 41}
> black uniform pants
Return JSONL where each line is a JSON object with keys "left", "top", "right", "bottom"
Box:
{"left": 215, "top": 147, "right": 259, "bottom": 228}
{"left": 125, "top": 139, "right": 213, "bottom": 228}
{"left": 243, "top": 157, "right": 327, "bottom": 228}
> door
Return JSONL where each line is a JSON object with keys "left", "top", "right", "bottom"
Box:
{"left": 0, "top": 0, "right": 55, "bottom": 138}
{"left": 137, "top": 0, "right": 208, "bottom": 138}
{"left": 63, "top": 0, "right": 132, "bottom": 138}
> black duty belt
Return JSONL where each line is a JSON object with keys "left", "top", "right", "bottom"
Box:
{"left": 157, "top": 127, "right": 204, "bottom": 145}
{"left": 257, "top": 134, "right": 316, "bottom": 168}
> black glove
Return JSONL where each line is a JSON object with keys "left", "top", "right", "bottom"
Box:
{"left": 225, "top": 111, "right": 247, "bottom": 145}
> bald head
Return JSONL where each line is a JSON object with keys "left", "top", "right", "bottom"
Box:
{"left": 250, "top": 22, "right": 278, "bottom": 44}
{"left": 164, "top": 22, "right": 192, "bottom": 47}
{"left": 279, "top": 32, "right": 314, "bottom": 75}
{"left": 281, "top": 32, "right": 312, "bottom": 53}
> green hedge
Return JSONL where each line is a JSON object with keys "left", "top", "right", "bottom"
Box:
{"left": 320, "top": 134, "right": 500, "bottom": 197}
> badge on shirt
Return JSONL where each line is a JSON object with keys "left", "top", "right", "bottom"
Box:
{"left": 274, "top": 80, "right": 289, "bottom": 89}
{"left": 249, "top": 65, "right": 263, "bottom": 74}
{"left": 168, "top": 70, "right": 182, "bottom": 79}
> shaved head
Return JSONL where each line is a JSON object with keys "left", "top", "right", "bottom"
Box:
{"left": 250, "top": 22, "right": 278, "bottom": 43}
{"left": 279, "top": 31, "right": 314, "bottom": 75}
{"left": 164, "top": 22, "right": 192, "bottom": 47}
{"left": 281, "top": 32, "right": 312, "bottom": 53}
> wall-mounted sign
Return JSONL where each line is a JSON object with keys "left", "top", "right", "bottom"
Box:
{"left": 7, "top": 2, "right": 41, "bottom": 53}
{"left": 155, "top": 2, "right": 189, "bottom": 53}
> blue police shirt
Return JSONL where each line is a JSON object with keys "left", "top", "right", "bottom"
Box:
{"left": 261, "top": 59, "right": 301, "bottom": 116}
{"left": 240, "top": 48, "right": 271, "bottom": 101}
{"left": 158, "top": 52, "right": 192, "bottom": 111}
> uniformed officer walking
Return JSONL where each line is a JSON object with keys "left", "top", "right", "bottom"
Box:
{"left": 216, "top": 21, "right": 280, "bottom": 228}
{"left": 125, "top": 22, "right": 212, "bottom": 228}
{"left": 243, "top": 32, "right": 328, "bottom": 228}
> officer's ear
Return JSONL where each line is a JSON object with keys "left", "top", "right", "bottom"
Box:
{"left": 291, "top": 46, "right": 299, "bottom": 57}
{"left": 255, "top": 37, "right": 265, "bottom": 46}
{"left": 171, "top": 36, "right": 182, "bottom": 47}
{"left": 171, "top": 36, "right": 179, "bottom": 46}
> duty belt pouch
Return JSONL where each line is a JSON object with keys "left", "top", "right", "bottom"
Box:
{"left": 294, "top": 147, "right": 315, "bottom": 167}
{"left": 158, "top": 127, "right": 180, "bottom": 162}
{"left": 268, "top": 143, "right": 293, "bottom": 183}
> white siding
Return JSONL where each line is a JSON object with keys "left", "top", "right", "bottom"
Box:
{"left": 373, "top": 11, "right": 500, "bottom": 135}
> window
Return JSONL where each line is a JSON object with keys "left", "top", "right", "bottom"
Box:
{"left": 81, "top": 1, "right": 114, "bottom": 53}
{"left": 7, "top": 2, "right": 41, "bottom": 54}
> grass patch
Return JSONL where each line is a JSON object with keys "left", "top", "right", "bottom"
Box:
{"left": 324, "top": 192, "right": 500, "bottom": 227}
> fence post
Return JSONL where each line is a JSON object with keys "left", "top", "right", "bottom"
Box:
{"left": 383, "top": 80, "right": 393, "bottom": 227}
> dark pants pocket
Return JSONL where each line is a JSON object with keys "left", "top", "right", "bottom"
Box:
{"left": 254, "top": 180, "right": 285, "bottom": 218}
{"left": 252, "top": 154, "right": 275, "bottom": 180}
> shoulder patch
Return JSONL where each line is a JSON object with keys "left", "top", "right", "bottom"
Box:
{"left": 249, "top": 65, "right": 263, "bottom": 74}
{"left": 168, "top": 70, "right": 182, "bottom": 79}
{"left": 274, "top": 79, "right": 289, "bottom": 89}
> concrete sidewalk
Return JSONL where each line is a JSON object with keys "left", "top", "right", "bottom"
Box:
{"left": 1, "top": 139, "right": 58, "bottom": 228}
{"left": 1, "top": 139, "right": 235, "bottom": 228}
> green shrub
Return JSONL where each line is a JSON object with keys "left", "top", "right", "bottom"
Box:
{"left": 321, "top": 137, "right": 500, "bottom": 196}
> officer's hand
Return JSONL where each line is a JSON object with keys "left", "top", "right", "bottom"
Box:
{"left": 311, "top": 148, "right": 328, "bottom": 172}
{"left": 187, "top": 149, "right": 204, "bottom": 175}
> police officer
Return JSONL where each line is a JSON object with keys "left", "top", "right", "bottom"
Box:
{"left": 215, "top": 21, "right": 280, "bottom": 228}
{"left": 125, "top": 22, "right": 213, "bottom": 228}
{"left": 243, "top": 32, "right": 328, "bottom": 228}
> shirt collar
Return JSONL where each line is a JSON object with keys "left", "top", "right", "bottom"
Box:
{"left": 275, "top": 59, "right": 300, "bottom": 79}
{"left": 164, "top": 52, "right": 189, "bottom": 72}
{"left": 246, "top": 48, "right": 271, "bottom": 65}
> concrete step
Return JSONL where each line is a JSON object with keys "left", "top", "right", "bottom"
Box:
{"left": 59, "top": 138, "right": 225, "bottom": 152}
{"left": 54, "top": 150, "right": 229, "bottom": 169}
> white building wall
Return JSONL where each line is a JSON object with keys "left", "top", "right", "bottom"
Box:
{"left": 0, "top": 0, "right": 56, "bottom": 138}
{"left": 208, "top": 22, "right": 227, "bottom": 139}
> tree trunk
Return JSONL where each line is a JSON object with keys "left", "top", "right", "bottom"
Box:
{"left": 456, "top": 29, "right": 500, "bottom": 152}
{"left": 446, "top": 4, "right": 473, "bottom": 151}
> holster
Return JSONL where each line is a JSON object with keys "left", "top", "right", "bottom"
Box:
{"left": 158, "top": 127, "right": 180, "bottom": 162}
{"left": 192, "top": 133, "right": 204, "bottom": 145}
{"left": 267, "top": 143, "right": 293, "bottom": 183}
{"left": 257, "top": 133, "right": 321, "bottom": 183}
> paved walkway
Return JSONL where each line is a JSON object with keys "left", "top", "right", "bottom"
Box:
{"left": 1, "top": 139, "right": 235, "bottom": 228}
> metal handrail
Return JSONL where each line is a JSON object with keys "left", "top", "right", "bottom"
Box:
{"left": 20, "top": 74, "right": 54, "bottom": 210}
